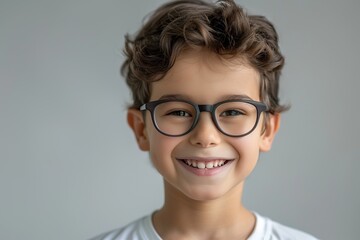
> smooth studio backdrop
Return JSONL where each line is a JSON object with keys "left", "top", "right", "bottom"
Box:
{"left": 1, "top": 1, "right": 359, "bottom": 239}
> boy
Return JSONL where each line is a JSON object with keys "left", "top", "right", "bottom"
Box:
{"left": 92, "top": 0, "right": 318, "bottom": 239}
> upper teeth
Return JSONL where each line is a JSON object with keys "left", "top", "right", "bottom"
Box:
{"left": 184, "top": 159, "right": 226, "bottom": 169}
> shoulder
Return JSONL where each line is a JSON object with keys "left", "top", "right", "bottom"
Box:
{"left": 88, "top": 214, "right": 161, "bottom": 240}
{"left": 249, "top": 212, "right": 319, "bottom": 240}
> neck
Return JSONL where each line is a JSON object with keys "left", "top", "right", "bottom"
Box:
{"left": 152, "top": 181, "right": 255, "bottom": 240}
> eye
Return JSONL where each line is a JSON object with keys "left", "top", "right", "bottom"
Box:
{"left": 220, "top": 109, "right": 245, "bottom": 117}
{"left": 167, "top": 110, "right": 192, "bottom": 117}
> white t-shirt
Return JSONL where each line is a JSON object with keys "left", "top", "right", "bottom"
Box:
{"left": 90, "top": 212, "right": 318, "bottom": 240}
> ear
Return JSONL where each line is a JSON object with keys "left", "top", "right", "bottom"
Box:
{"left": 259, "top": 113, "right": 281, "bottom": 152}
{"left": 127, "top": 109, "right": 150, "bottom": 151}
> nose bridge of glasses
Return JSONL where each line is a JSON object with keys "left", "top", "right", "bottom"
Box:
{"left": 195, "top": 104, "right": 218, "bottom": 129}
{"left": 198, "top": 104, "right": 213, "bottom": 113}
{"left": 191, "top": 104, "right": 221, "bottom": 139}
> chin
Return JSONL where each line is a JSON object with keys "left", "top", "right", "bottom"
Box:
{"left": 182, "top": 187, "right": 229, "bottom": 202}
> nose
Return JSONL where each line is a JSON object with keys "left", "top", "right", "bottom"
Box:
{"left": 189, "top": 112, "right": 222, "bottom": 148}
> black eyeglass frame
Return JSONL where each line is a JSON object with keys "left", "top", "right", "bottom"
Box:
{"left": 140, "top": 99, "right": 269, "bottom": 137}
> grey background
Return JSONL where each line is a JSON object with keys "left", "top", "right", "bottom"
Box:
{"left": 1, "top": 0, "right": 359, "bottom": 239}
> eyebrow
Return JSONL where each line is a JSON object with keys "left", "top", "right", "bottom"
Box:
{"left": 157, "top": 94, "right": 254, "bottom": 102}
{"left": 223, "top": 94, "right": 254, "bottom": 101}
{"left": 158, "top": 94, "right": 190, "bottom": 101}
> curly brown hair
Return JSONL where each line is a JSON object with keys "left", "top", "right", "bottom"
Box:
{"left": 121, "top": 0, "right": 288, "bottom": 114}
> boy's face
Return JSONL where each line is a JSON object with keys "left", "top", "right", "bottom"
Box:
{"left": 128, "top": 49, "right": 280, "bottom": 201}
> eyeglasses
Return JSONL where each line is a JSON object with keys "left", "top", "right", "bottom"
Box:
{"left": 140, "top": 99, "right": 268, "bottom": 137}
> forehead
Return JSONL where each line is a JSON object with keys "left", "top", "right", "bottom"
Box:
{"left": 151, "top": 49, "right": 260, "bottom": 102}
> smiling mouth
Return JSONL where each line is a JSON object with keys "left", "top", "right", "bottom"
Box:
{"left": 178, "top": 159, "right": 232, "bottom": 169}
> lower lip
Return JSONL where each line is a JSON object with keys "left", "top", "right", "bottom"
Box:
{"left": 177, "top": 159, "right": 233, "bottom": 176}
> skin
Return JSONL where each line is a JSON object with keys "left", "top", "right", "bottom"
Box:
{"left": 127, "top": 49, "right": 280, "bottom": 240}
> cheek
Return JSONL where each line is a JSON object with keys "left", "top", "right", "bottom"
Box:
{"left": 233, "top": 132, "right": 261, "bottom": 153}
{"left": 147, "top": 131, "right": 179, "bottom": 170}
{"left": 243, "top": 144, "right": 259, "bottom": 160}
{"left": 231, "top": 135, "right": 261, "bottom": 170}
